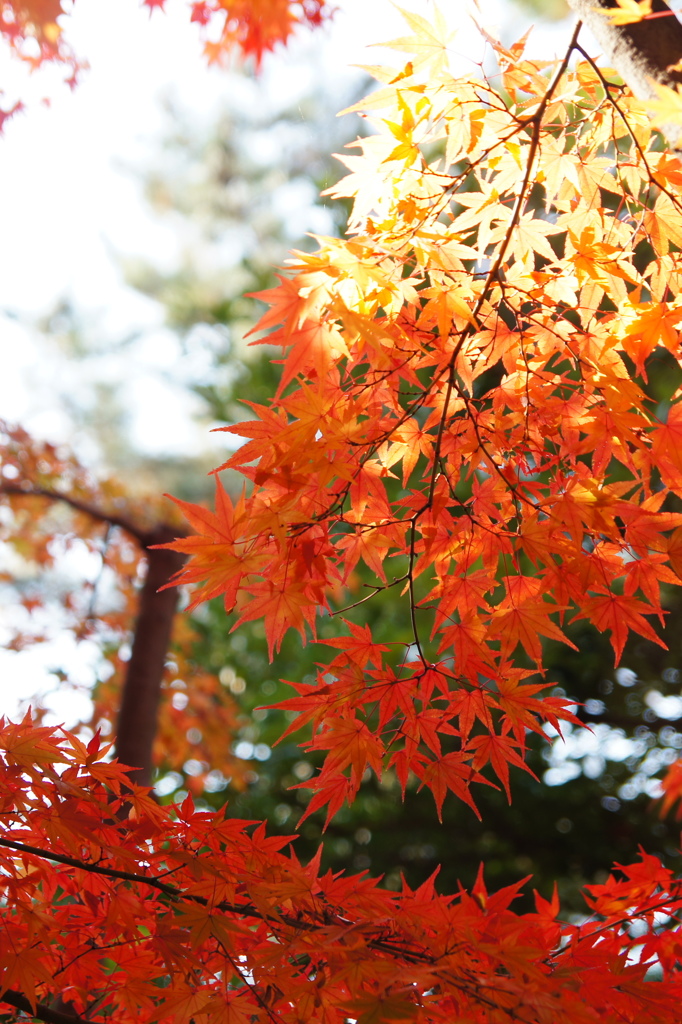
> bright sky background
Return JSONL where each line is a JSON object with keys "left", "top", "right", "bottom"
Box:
{"left": 0, "top": 0, "right": 576, "bottom": 725}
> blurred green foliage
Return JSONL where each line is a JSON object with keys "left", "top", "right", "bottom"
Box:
{"left": 513, "top": 0, "right": 569, "bottom": 19}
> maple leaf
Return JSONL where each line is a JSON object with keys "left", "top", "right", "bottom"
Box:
{"left": 573, "top": 590, "right": 667, "bottom": 663}
{"left": 667, "top": 525, "right": 682, "bottom": 580}
{"left": 232, "top": 576, "right": 320, "bottom": 657}
{"left": 0, "top": 948, "right": 55, "bottom": 1015}
{"left": 189, "top": 1, "right": 212, "bottom": 25}
{"left": 647, "top": 80, "right": 682, "bottom": 128}
{"left": 496, "top": 675, "right": 582, "bottom": 747}
{"left": 616, "top": 298, "right": 682, "bottom": 376}
{"left": 320, "top": 618, "right": 391, "bottom": 669}
{"left": 491, "top": 576, "right": 577, "bottom": 665}
{"left": 415, "top": 752, "right": 494, "bottom": 821}
{"left": 162, "top": 481, "right": 272, "bottom": 614}
{"left": 306, "top": 715, "right": 384, "bottom": 790}
{"left": 658, "top": 757, "right": 682, "bottom": 819}
{"left": 294, "top": 771, "right": 355, "bottom": 829}
{"left": 652, "top": 402, "right": 682, "bottom": 493}
{"left": 383, "top": 5, "right": 455, "bottom": 77}
{"left": 468, "top": 729, "right": 538, "bottom": 803}
{"left": 369, "top": 666, "right": 420, "bottom": 732}
{"left": 447, "top": 686, "right": 495, "bottom": 743}
{"left": 0, "top": 711, "right": 68, "bottom": 771}
{"left": 597, "top": 0, "right": 652, "bottom": 26}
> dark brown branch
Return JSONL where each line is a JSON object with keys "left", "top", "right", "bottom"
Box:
{"left": 567, "top": 0, "right": 682, "bottom": 146}
{"left": 0, "top": 836, "right": 179, "bottom": 895}
{"left": 0, "top": 989, "right": 96, "bottom": 1024}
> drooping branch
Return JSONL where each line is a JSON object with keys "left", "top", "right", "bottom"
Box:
{"left": 0, "top": 835, "right": 180, "bottom": 893}
{"left": 0, "top": 482, "right": 148, "bottom": 544}
{"left": 566, "top": 0, "right": 682, "bottom": 145}
{"left": 0, "top": 834, "right": 430, "bottom": 961}
{"left": 3, "top": 830, "right": 682, "bottom": 1023}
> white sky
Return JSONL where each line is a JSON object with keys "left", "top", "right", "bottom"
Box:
{"left": 0, "top": 0, "right": 576, "bottom": 724}
{"left": 0, "top": 0, "right": 574, "bottom": 452}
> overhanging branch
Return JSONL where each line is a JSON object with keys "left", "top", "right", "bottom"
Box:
{"left": 0, "top": 834, "right": 431, "bottom": 963}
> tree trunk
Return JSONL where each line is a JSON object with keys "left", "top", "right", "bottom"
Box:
{"left": 114, "top": 525, "right": 186, "bottom": 787}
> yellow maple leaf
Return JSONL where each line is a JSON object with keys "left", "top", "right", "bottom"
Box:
{"left": 595, "top": 0, "right": 652, "bottom": 26}
{"left": 646, "top": 80, "right": 682, "bottom": 127}
{"left": 381, "top": 5, "right": 454, "bottom": 77}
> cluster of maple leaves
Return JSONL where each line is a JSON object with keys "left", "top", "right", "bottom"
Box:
{"left": 5, "top": 2, "right": 682, "bottom": 1022}
{"left": 183, "top": 0, "right": 331, "bottom": 66}
{"left": 3, "top": 716, "right": 682, "bottom": 1024}
{"left": 169, "top": 12, "right": 682, "bottom": 824}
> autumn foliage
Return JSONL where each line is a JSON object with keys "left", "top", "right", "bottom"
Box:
{"left": 3, "top": 716, "right": 682, "bottom": 1024}
{"left": 0, "top": 0, "right": 334, "bottom": 76}
{"left": 167, "top": 10, "right": 682, "bottom": 824}
{"left": 6, "top": 3, "right": 682, "bottom": 1023}
{"left": 0, "top": 0, "right": 335, "bottom": 128}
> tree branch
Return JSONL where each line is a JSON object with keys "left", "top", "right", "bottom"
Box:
{"left": 0, "top": 989, "right": 96, "bottom": 1024}
{"left": 0, "top": 836, "right": 179, "bottom": 894}
{"left": 0, "top": 482, "right": 148, "bottom": 545}
{"left": 0, "top": 835, "right": 431, "bottom": 963}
